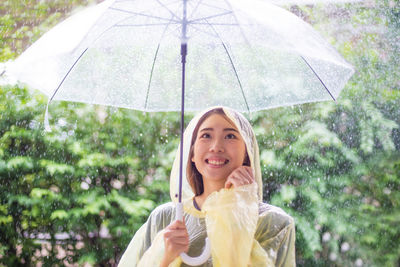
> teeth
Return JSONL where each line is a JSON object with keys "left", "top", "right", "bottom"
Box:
{"left": 207, "top": 160, "right": 227, "bottom": 165}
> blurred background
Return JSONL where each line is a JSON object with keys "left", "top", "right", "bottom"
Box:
{"left": 0, "top": 0, "right": 399, "bottom": 266}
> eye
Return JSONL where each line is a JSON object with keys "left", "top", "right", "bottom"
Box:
{"left": 199, "top": 133, "right": 211, "bottom": 139}
{"left": 225, "top": 133, "right": 237, "bottom": 139}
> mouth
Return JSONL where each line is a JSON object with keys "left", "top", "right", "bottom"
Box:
{"left": 205, "top": 158, "right": 229, "bottom": 166}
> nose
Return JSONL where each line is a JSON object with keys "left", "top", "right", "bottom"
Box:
{"left": 209, "top": 138, "right": 224, "bottom": 153}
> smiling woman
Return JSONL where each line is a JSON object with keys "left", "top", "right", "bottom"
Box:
{"left": 188, "top": 109, "right": 250, "bottom": 204}
{"left": 118, "top": 107, "right": 296, "bottom": 267}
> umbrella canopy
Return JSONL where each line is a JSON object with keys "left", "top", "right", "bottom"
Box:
{"left": 4, "top": 0, "right": 353, "bottom": 113}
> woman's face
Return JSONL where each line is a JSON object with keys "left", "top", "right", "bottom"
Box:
{"left": 191, "top": 114, "right": 247, "bottom": 184}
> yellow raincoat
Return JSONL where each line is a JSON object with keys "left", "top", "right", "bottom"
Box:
{"left": 118, "top": 107, "right": 295, "bottom": 267}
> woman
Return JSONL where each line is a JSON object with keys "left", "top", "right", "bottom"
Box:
{"left": 118, "top": 107, "right": 295, "bottom": 267}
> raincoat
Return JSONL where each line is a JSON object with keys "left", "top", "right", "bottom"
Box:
{"left": 118, "top": 107, "right": 295, "bottom": 267}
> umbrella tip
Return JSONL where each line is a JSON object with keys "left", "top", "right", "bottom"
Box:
{"left": 44, "top": 123, "right": 52, "bottom": 132}
{"left": 44, "top": 100, "right": 52, "bottom": 132}
{"left": 44, "top": 115, "right": 52, "bottom": 132}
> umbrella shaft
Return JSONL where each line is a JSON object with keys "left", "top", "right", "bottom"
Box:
{"left": 178, "top": 42, "right": 187, "bottom": 203}
{"left": 178, "top": 0, "right": 188, "bottom": 203}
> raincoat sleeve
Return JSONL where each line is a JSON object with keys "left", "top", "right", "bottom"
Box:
{"left": 254, "top": 203, "right": 296, "bottom": 267}
{"left": 202, "top": 183, "right": 259, "bottom": 267}
{"left": 118, "top": 202, "right": 176, "bottom": 267}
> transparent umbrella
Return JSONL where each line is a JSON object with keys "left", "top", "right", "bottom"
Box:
{"left": 2, "top": 0, "right": 354, "bottom": 265}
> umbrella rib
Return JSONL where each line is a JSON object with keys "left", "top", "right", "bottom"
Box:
{"left": 114, "top": 23, "right": 179, "bottom": 27}
{"left": 196, "top": 1, "right": 232, "bottom": 13}
{"left": 156, "top": 0, "right": 182, "bottom": 22}
{"left": 300, "top": 56, "right": 336, "bottom": 101}
{"left": 188, "top": 11, "right": 233, "bottom": 23}
{"left": 144, "top": 43, "right": 161, "bottom": 110}
{"left": 204, "top": 19, "right": 250, "bottom": 112}
{"left": 189, "top": 0, "right": 232, "bottom": 22}
{"left": 221, "top": 42, "right": 250, "bottom": 112}
{"left": 189, "top": 24, "right": 219, "bottom": 39}
{"left": 144, "top": 16, "right": 177, "bottom": 110}
{"left": 49, "top": 48, "right": 89, "bottom": 101}
{"left": 190, "top": 22, "right": 239, "bottom": 26}
{"left": 45, "top": 14, "right": 154, "bottom": 103}
{"left": 222, "top": 0, "right": 251, "bottom": 46}
{"left": 83, "top": 12, "right": 177, "bottom": 67}
{"left": 109, "top": 7, "right": 180, "bottom": 23}
{"left": 187, "top": 0, "right": 202, "bottom": 21}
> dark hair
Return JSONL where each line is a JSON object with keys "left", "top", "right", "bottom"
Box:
{"left": 186, "top": 108, "right": 250, "bottom": 196}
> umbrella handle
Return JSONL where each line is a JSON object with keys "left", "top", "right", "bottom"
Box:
{"left": 175, "top": 203, "right": 211, "bottom": 266}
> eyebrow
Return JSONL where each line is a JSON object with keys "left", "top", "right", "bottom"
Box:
{"left": 199, "top": 127, "right": 239, "bottom": 133}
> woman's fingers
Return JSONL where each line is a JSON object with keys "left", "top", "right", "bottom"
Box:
{"left": 168, "top": 218, "right": 186, "bottom": 229}
{"left": 165, "top": 220, "right": 189, "bottom": 238}
{"left": 163, "top": 219, "right": 190, "bottom": 256}
{"left": 225, "top": 166, "right": 254, "bottom": 189}
{"left": 245, "top": 166, "right": 254, "bottom": 178}
{"left": 164, "top": 230, "right": 189, "bottom": 241}
{"left": 236, "top": 167, "right": 253, "bottom": 184}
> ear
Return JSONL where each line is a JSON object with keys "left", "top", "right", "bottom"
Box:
{"left": 190, "top": 147, "right": 195, "bottom": 162}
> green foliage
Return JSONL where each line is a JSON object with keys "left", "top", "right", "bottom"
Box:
{"left": 1, "top": 0, "right": 399, "bottom": 266}
{"left": 252, "top": 1, "right": 400, "bottom": 266}
{"left": 0, "top": 86, "right": 180, "bottom": 265}
{"left": 0, "top": 0, "right": 101, "bottom": 61}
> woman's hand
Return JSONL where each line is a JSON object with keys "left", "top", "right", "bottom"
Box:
{"left": 224, "top": 166, "right": 254, "bottom": 189}
{"left": 160, "top": 219, "right": 189, "bottom": 267}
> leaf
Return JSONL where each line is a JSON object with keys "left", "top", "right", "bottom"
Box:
{"left": 50, "top": 210, "right": 68, "bottom": 220}
{"left": 6, "top": 156, "right": 34, "bottom": 170}
{"left": 281, "top": 185, "right": 296, "bottom": 203}
{"left": 261, "top": 150, "right": 284, "bottom": 169}
{"left": 78, "top": 253, "right": 97, "bottom": 265}
{"left": 295, "top": 216, "right": 322, "bottom": 253}
{"left": 30, "top": 188, "right": 55, "bottom": 199}
{"left": 39, "top": 159, "right": 74, "bottom": 175}
{"left": 110, "top": 190, "right": 154, "bottom": 217}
